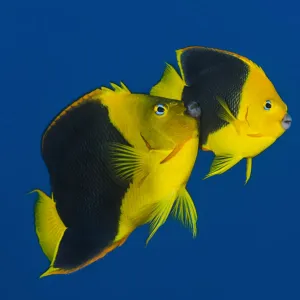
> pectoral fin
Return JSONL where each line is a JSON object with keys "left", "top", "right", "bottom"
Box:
{"left": 204, "top": 154, "right": 243, "bottom": 179}
{"left": 108, "top": 143, "right": 151, "bottom": 186}
{"left": 171, "top": 188, "right": 197, "bottom": 237}
{"left": 150, "top": 63, "right": 185, "bottom": 100}
{"left": 216, "top": 96, "right": 243, "bottom": 135}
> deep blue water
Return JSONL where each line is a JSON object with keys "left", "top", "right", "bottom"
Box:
{"left": 1, "top": 0, "right": 299, "bottom": 299}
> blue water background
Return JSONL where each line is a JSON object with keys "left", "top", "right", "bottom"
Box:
{"left": 1, "top": 1, "right": 299, "bottom": 299}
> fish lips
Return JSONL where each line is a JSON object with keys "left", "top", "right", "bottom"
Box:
{"left": 281, "top": 113, "right": 292, "bottom": 130}
{"left": 185, "top": 101, "right": 201, "bottom": 119}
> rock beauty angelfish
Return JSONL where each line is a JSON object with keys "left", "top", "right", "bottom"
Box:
{"left": 31, "top": 82, "right": 201, "bottom": 277}
{"left": 150, "top": 46, "right": 292, "bottom": 183}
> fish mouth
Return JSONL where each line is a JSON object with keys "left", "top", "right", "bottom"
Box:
{"left": 281, "top": 113, "right": 292, "bottom": 130}
{"left": 185, "top": 101, "right": 201, "bottom": 118}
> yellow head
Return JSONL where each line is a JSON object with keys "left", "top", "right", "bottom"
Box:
{"left": 136, "top": 95, "right": 200, "bottom": 150}
{"left": 239, "top": 61, "right": 292, "bottom": 139}
{"left": 99, "top": 83, "right": 200, "bottom": 151}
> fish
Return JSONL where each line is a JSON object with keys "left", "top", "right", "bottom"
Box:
{"left": 30, "top": 82, "right": 201, "bottom": 277}
{"left": 150, "top": 45, "right": 292, "bottom": 184}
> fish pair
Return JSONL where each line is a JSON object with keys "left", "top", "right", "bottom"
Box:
{"left": 31, "top": 46, "right": 291, "bottom": 278}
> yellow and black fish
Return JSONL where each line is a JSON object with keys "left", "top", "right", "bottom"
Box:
{"left": 31, "top": 82, "right": 201, "bottom": 277}
{"left": 150, "top": 46, "right": 292, "bottom": 183}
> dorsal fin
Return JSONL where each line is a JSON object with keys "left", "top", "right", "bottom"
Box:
{"left": 150, "top": 63, "right": 185, "bottom": 100}
{"left": 101, "top": 81, "right": 131, "bottom": 95}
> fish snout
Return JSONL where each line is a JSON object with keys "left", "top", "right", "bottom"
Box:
{"left": 185, "top": 101, "right": 201, "bottom": 119}
{"left": 281, "top": 113, "right": 292, "bottom": 130}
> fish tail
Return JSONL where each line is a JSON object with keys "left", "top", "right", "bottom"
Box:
{"left": 31, "top": 189, "right": 66, "bottom": 273}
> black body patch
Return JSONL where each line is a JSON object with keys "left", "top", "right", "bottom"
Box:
{"left": 179, "top": 47, "right": 249, "bottom": 145}
{"left": 41, "top": 98, "right": 131, "bottom": 269}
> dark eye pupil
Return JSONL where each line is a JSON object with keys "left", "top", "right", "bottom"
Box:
{"left": 266, "top": 102, "right": 271, "bottom": 109}
{"left": 157, "top": 106, "right": 164, "bottom": 113}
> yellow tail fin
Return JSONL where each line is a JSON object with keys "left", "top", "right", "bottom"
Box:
{"left": 31, "top": 189, "right": 66, "bottom": 263}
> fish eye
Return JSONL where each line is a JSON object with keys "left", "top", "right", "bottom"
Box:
{"left": 264, "top": 100, "right": 272, "bottom": 110}
{"left": 154, "top": 104, "right": 166, "bottom": 116}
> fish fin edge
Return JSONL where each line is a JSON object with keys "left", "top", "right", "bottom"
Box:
{"left": 245, "top": 157, "right": 252, "bottom": 184}
{"left": 108, "top": 142, "right": 151, "bottom": 185}
{"left": 171, "top": 187, "right": 198, "bottom": 238}
{"left": 101, "top": 81, "right": 131, "bottom": 95}
{"left": 33, "top": 189, "right": 66, "bottom": 264}
{"left": 204, "top": 155, "right": 243, "bottom": 179}
{"left": 145, "top": 193, "right": 177, "bottom": 246}
{"left": 150, "top": 63, "right": 184, "bottom": 100}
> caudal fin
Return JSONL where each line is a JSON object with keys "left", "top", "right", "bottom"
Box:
{"left": 31, "top": 189, "right": 66, "bottom": 270}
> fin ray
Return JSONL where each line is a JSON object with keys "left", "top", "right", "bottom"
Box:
{"left": 108, "top": 142, "right": 150, "bottom": 185}
{"left": 146, "top": 195, "right": 176, "bottom": 245}
{"left": 172, "top": 188, "right": 197, "bottom": 237}
{"left": 204, "top": 155, "right": 242, "bottom": 179}
{"left": 216, "top": 96, "right": 245, "bottom": 135}
{"left": 216, "top": 96, "right": 237, "bottom": 124}
{"left": 101, "top": 82, "right": 131, "bottom": 96}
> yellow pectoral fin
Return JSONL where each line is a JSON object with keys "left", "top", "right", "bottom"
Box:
{"left": 204, "top": 155, "right": 243, "bottom": 179}
{"left": 150, "top": 63, "right": 184, "bottom": 100}
{"left": 216, "top": 96, "right": 244, "bottom": 135}
{"left": 216, "top": 96, "right": 236, "bottom": 123}
{"left": 145, "top": 194, "right": 176, "bottom": 245}
{"left": 108, "top": 143, "right": 151, "bottom": 185}
{"left": 245, "top": 157, "right": 252, "bottom": 185}
{"left": 171, "top": 188, "right": 198, "bottom": 238}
